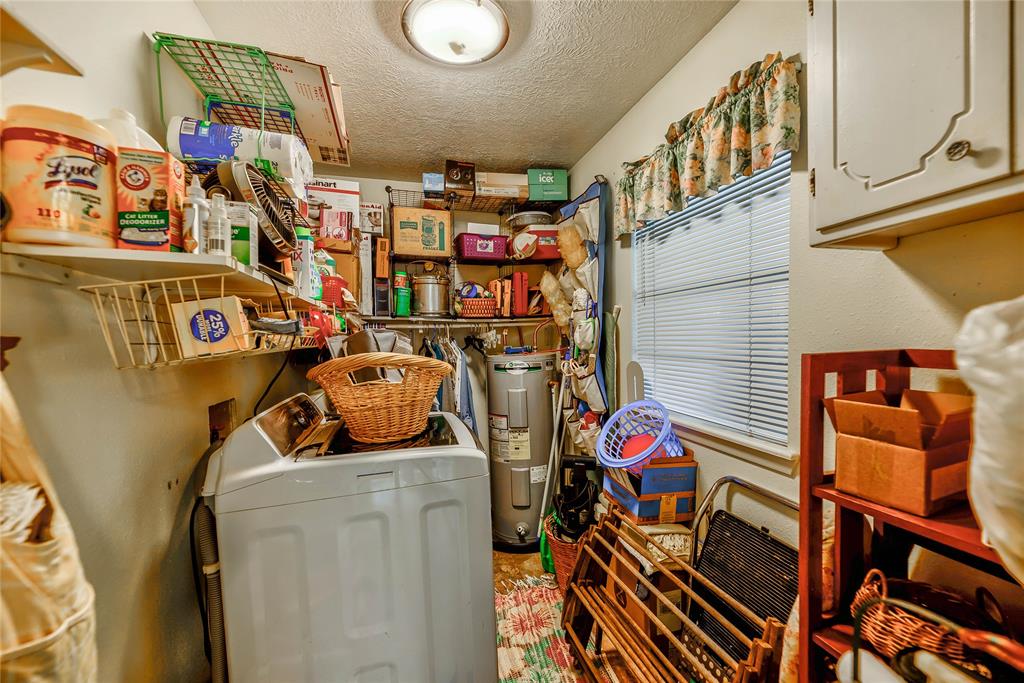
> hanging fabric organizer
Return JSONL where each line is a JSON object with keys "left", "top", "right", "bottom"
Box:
{"left": 615, "top": 51, "right": 801, "bottom": 237}
{"left": 552, "top": 179, "right": 609, "bottom": 457}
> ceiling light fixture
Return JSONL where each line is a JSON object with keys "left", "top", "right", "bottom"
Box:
{"left": 402, "top": 0, "right": 509, "bottom": 65}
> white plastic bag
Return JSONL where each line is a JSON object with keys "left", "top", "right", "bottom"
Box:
{"left": 954, "top": 295, "right": 1024, "bottom": 586}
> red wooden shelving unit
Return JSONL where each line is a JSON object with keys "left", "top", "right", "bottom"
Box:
{"left": 798, "top": 349, "right": 1011, "bottom": 682}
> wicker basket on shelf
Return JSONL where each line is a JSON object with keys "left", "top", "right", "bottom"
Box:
{"left": 851, "top": 569, "right": 1010, "bottom": 672}
{"left": 307, "top": 352, "right": 452, "bottom": 443}
{"left": 456, "top": 297, "right": 498, "bottom": 318}
{"left": 545, "top": 515, "right": 581, "bottom": 593}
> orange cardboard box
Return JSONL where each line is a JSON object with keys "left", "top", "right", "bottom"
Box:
{"left": 826, "top": 390, "right": 973, "bottom": 517}
{"left": 116, "top": 149, "right": 185, "bottom": 251}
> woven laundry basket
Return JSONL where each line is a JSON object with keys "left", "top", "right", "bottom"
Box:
{"left": 307, "top": 352, "right": 452, "bottom": 443}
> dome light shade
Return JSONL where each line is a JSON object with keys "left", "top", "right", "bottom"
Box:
{"left": 402, "top": 0, "right": 509, "bottom": 65}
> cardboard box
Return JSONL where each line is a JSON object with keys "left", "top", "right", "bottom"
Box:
{"left": 332, "top": 252, "right": 360, "bottom": 306}
{"left": 357, "top": 231, "right": 373, "bottom": 315}
{"left": 318, "top": 236, "right": 354, "bottom": 253}
{"left": 360, "top": 202, "right": 384, "bottom": 235}
{"left": 265, "top": 52, "right": 350, "bottom": 167}
{"left": 116, "top": 149, "right": 185, "bottom": 251}
{"left": 170, "top": 296, "right": 251, "bottom": 358}
{"left": 527, "top": 168, "right": 569, "bottom": 202}
{"left": 475, "top": 172, "right": 529, "bottom": 199}
{"left": 374, "top": 237, "right": 390, "bottom": 279}
{"left": 391, "top": 206, "right": 452, "bottom": 257}
{"left": 226, "top": 201, "right": 258, "bottom": 266}
{"left": 423, "top": 172, "right": 444, "bottom": 199}
{"left": 444, "top": 159, "right": 475, "bottom": 198}
{"left": 373, "top": 280, "right": 391, "bottom": 316}
{"left": 306, "top": 177, "right": 359, "bottom": 231}
{"left": 602, "top": 454, "right": 697, "bottom": 524}
{"left": 827, "top": 390, "right": 973, "bottom": 517}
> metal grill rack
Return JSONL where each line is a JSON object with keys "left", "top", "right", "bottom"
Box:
{"left": 153, "top": 32, "right": 298, "bottom": 137}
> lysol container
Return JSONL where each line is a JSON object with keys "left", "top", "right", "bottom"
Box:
{"left": 2, "top": 105, "right": 118, "bottom": 247}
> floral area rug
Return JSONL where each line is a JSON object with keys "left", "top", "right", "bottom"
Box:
{"left": 495, "top": 576, "right": 620, "bottom": 683}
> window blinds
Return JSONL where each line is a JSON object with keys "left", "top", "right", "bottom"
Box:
{"left": 633, "top": 152, "right": 790, "bottom": 445}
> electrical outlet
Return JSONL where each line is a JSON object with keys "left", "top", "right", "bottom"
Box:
{"left": 208, "top": 399, "right": 237, "bottom": 444}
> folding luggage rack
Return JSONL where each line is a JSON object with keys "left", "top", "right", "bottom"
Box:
{"left": 561, "top": 476, "right": 799, "bottom": 682}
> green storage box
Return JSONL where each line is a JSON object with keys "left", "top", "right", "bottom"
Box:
{"left": 527, "top": 168, "right": 568, "bottom": 201}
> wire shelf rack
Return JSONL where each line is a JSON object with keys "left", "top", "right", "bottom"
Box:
{"left": 81, "top": 273, "right": 318, "bottom": 370}
{"left": 153, "top": 32, "right": 299, "bottom": 137}
{"left": 385, "top": 187, "right": 564, "bottom": 217}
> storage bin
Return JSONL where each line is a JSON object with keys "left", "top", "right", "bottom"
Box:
{"left": 602, "top": 456, "right": 697, "bottom": 524}
{"left": 455, "top": 233, "right": 508, "bottom": 261}
{"left": 321, "top": 275, "right": 348, "bottom": 307}
{"left": 456, "top": 297, "right": 497, "bottom": 318}
{"left": 522, "top": 228, "right": 561, "bottom": 261}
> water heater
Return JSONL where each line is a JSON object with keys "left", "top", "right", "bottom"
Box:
{"left": 486, "top": 352, "right": 557, "bottom": 545}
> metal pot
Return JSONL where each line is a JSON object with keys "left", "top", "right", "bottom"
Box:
{"left": 506, "top": 210, "right": 554, "bottom": 229}
{"left": 411, "top": 263, "right": 450, "bottom": 317}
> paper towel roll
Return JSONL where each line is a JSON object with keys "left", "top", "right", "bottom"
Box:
{"left": 167, "top": 116, "right": 313, "bottom": 191}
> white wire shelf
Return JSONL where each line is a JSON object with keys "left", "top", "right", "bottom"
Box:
{"left": 0, "top": 242, "right": 328, "bottom": 311}
{"left": 80, "top": 273, "right": 319, "bottom": 370}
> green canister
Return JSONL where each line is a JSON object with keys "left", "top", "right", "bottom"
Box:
{"left": 394, "top": 286, "right": 412, "bottom": 317}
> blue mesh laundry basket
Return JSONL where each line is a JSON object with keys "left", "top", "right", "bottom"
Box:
{"left": 596, "top": 400, "right": 685, "bottom": 475}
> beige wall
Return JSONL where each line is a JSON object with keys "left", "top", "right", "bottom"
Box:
{"left": 570, "top": 0, "right": 1024, "bottom": 543}
{"left": 1, "top": 2, "right": 306, "bottom": 680}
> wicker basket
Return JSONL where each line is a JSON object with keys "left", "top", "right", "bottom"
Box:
{"left": 457, "top": 297, "right": 498, "bottom": 318}
{"left": 851, "top": 569, "right": 1008, "bottom": 670}
{"left": 307, "top": 352, "right": 452, "bottom": 443}
{"left": 545, "top": 515, "right": 581, "bottom": 593}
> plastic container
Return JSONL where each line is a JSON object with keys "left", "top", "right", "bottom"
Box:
{"left": 524, "top": 227, "right": 561, "bottom": 261}
{"left": 321, "top": 275, "right": 348, "bottom": 307}
{"left": 92, "top": 108, "right": 162, "bottom": 151}
{"left": 456, "top": 233, "right": 508, "bottom": 261}
{"left": 2, "top": 105, "right": 118, "bottom": 247}
{"left": 182, "top": 176, "right": 209, "bottom": 253}
{"left": 293, "top": 226, "right": 322, "bottom": 300}
{"left": 394, "top": 286, "right": 412, "bottom": 317}
{"left": 205, "top": 194, "right": 229, "bottom": 256}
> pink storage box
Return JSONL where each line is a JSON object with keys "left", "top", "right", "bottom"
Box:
{"left": 456, "top": 233, "right": 508, "bottom": 261}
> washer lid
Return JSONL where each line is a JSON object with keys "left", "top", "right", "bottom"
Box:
{"left": 211, "top": 413, "right": 488, "bottom": 513}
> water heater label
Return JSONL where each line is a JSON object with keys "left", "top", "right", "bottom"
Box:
{"left": 488, "top": 414, "right": 508, "bottom": 432}
{"left": 509, "top": 428, "right": 531, "bottom": 460}
{"left": 489, "top": 440, "right": 509, "bottom": 461}
{"left": 530, "top": 464, "right": 548, "bottom": 484}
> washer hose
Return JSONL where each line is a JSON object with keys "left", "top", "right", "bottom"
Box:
{"left": 194, "top": 501, "right": 228, "bottom": 682}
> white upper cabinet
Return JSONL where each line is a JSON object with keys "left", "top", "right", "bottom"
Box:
{"left": 809, "top": 0, "right": 1023, "bottom": 249}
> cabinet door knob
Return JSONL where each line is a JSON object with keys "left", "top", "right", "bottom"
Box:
{"left": 945, "top": 140, "right": 972, "bottom": 161}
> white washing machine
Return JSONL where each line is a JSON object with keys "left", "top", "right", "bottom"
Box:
{"left": 202, "top": 392, "right": 497, "bottom": 682}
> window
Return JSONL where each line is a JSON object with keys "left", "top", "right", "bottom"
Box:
{"left": 633, "top": 152, "right": 790, "bottom": 445}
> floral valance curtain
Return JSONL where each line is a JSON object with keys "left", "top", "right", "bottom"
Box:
{"left": 615, "top": 52, "right": 800, "bottom": 237}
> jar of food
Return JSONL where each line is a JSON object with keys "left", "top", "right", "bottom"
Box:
{"left": 2, "top": 105, "right": 118, "bottom": 247}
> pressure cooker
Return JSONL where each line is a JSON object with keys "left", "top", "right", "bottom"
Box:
{"left": 411, "top": 262, "right": 450, "bottom": 317}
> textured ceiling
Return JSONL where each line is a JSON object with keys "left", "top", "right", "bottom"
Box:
{"left": 196, "top": 0, "right": 735, "bottom": 180}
